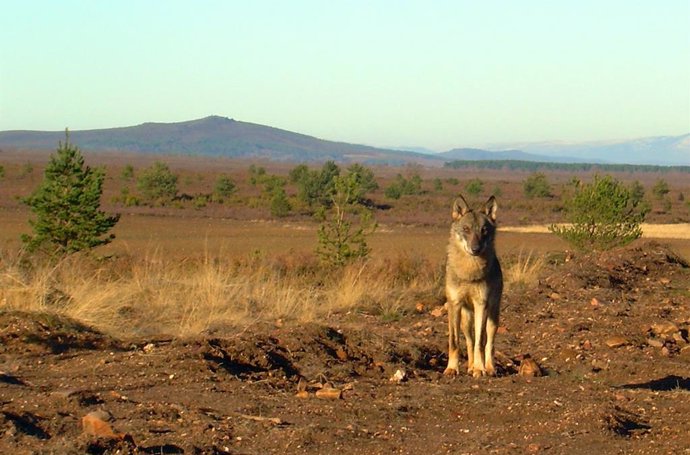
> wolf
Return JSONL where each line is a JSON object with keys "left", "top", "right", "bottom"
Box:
{"left": 443, "top": 194, "right": 503, "bottom": 378}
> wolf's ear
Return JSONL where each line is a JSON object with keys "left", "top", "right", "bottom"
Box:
{"left": 452, "top": 195, "right": 470, "bottom": 220}
{"left": 484, "top": 196, "right": 498, "bottom": 222}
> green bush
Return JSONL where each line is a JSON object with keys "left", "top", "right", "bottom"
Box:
{"left": 652, "top": 179, "right": 670, "bottom": 199}
{"left": 465, "top": 178, "right": 484, "bottom": 196}
{"left": 290, "top": 161, "right": 342, "bottom": 208}
{"left": 316, "top": 173, "right": 377, "bottom": 266}
{"left": 523, "top": 173, "right": 552, "bottom": 198}
{"left": 137, "top": 161, "right": 178, "bottom": 204}
{"left": 270, "top": 187, "right": 291, "bottom": 217}
{"left": 384, "top": 173, "right": 422, "bottom": 200}
{"left": 22, "top": 134, "right": 120, "bottom": 255}
{"left": 214, "top": 175, "right": 237, "bottom": 199}
{"left": 120, "top": 164, "right": 134, "bottom": 180}
{"left": 549, "top": 175, "right": 649, "bottom": 251}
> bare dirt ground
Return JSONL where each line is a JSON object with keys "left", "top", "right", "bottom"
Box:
{"left": 1, "top": 240, "right": 689, "bottom": 454}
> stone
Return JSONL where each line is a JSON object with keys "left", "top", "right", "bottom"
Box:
{"left": 430, "top": 306, "right": 446, "bottom": 318}
{"left": 82, "top": 412, "right": 121, "bottom": 439}
{"left": 518, "top": 356, "right": 542, "bottom": 377}
{"left": 315, "top": 387, "right": 342, "bottom": 399}
{"left": 335, "top": 347, "right": 349, "bottom": 361}
{"left": 646, "top": 338, "right": 664, "bottom": 348}
{"left": 605, "top": 336, "right": 629, "bottom": 348}
{"left": 389, "top": 369, "right": 407, "bottom": 383}
{"left": 651, "top": 322, "right": 679, "bottom": 336}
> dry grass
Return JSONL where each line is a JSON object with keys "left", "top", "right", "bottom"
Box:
{"left": 503, "top": 249, "right": 546, "bottom": 291}
{"left": 0, "top": 248, "right": 441, "bottom": 338}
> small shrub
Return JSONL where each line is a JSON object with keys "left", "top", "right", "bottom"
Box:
{"left": 248, "top": 164, "right": 267, "bottom": 185}
{"left": 137, "top": 161, "right": 178, "bottom": 205}
{"left": 433, "top": 178, "right": 443, "bottom": 192}
{"left": 384, "top": 173, "right": 422, "bottom": 200}
{"left": 270, "top": 188, "right": 291, "bottom": 217}
{"left": 652, "top": 179, "right": 670, "bottom": 200}
{"left": 523, "top": 173, "right": 552, "bottom": 198}
{"left": 317, "top": 174, "right": 377, "bottom": 266}
{"left": 465, "top": 178, "right": 484, "bottom": 196}
{"left": 549, "top": 174, "right": 649, "bottom": 251}
{"left": 193, "top": 195, "right": 209, "bottom": 210}
{"left": 120, "top": 164, "right": 134, "bottom": 180}
{"left": 214, "top": 175, "right": 237, "bottom": 199}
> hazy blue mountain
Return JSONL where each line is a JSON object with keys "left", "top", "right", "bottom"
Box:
{"left": 437, "top": 148, "right": 596, "bottom": 163}
{"left": 484, "top": 134, "right": 690, "bottom": 166}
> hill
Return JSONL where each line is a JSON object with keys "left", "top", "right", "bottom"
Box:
{"left": 437, "top": 147, "right": 593, "bottom": 163}
{"left": 0, "top": 116, "right": 435, "bottom": 165}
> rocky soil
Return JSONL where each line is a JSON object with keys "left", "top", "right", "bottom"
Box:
{"left": 1, "top": 241, "right": 689, "bottom": 454}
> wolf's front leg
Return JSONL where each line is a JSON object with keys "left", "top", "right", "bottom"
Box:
{"left": 472, "top": 303, "right": 487, "bottom": 378}
{"left": 444, "top": 302, "right": 462, "bottom": 376}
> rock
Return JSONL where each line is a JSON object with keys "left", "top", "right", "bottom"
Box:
{"left": 581, "top": 340, "right": 593, "bottom": 350}
{"left": 661, "top": 346, "right": 671, "bottom": 357}
{"left": 651, "top": 322, "right": 679, "bottom": 336}
{"left": 315, "top": 387, "right": 342, "bottom": 399}
{"left": 82, "top": 412, "right": 121, "bottom": 439}
{"left": 497, "top": 326, "right": 508, "bottom": 335}
{"left": 646, "top": 338, "right": 665, "bottom": 348}
{"left": 590, "top": 298, "right": 600, "bottom": 307}
{"left": 605, "top": 336, "right": 629, "bottom": 348}
{"left": 430, "top": 306, "right": 446, "bottom": 318}
{"left": 142, "top": 343, "right": 155, "bottom": 353}
{"left": 591, "top": 359, "right": 609, "bottom": 372}
{"left": 389, "top": 369, "right": 407, "bottom": 383}
{"left": 335, "top": 347, "right": 349, "bottom": 361}
{"left": 549, "top": 292, "right": 561, "bottom": 301}
{"left": 415, "top": 302, "right": 425, "bottom": 313}
{"left": 518, "top": 356, "right": 542, "bottom": 377}
{"left": 295, "top": 390, "right": 309, "bottom": 399}
{"left": 672, "top": 332, "right": 687, "bottom": 345}
{"left": 659, "top": 277, "right": 671, "bottom": 285}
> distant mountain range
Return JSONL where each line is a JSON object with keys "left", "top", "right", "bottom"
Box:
{"left": 436, "top": 148, "right": 595, "bottom": 164}
{"left": 0, "top": 116, "right": 687, "bottom": 166}
{"left": 482, "top": 135, "right": 690, "bottom": 166}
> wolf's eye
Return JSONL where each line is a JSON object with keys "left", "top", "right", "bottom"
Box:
{"left": 462, "top": 226, "right": 471, "bottom": 234}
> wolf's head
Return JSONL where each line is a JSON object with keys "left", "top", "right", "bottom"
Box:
{"left": 450, "top": 195, "right": 498, "bottom": 257}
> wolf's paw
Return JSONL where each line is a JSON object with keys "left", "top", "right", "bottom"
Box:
{"left": 485, "top": 365, "right": 496, "bottom": 377}
{"left": 471, "top": 368, "right": 484, "bottom": 378}
{"left": 443, "top": 366, "right": 460, "bottom": 377}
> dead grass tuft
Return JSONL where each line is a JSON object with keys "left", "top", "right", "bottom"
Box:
{"left": 504, "top": 249, "right": 545, "bottom": 291}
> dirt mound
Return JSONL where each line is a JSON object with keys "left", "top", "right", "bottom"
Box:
{"left": 197, "top": 322, "right": 446, "bottom": 387}
{"left": 0, "top": 310, "right": 121, "bottom": 356}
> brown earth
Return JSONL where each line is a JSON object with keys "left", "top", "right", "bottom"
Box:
{"left": 1, "top": 241, "right": 689, "bottom": 455}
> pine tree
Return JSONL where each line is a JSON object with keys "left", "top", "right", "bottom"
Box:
{"left": 22, "top": 132, "right": 120, "bottom": 255}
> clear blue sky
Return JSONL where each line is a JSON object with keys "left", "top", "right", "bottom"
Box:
{"left": 1, "top": 1, "right": 688, "bottom": 150}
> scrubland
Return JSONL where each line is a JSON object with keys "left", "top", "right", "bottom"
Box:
{"left": 1, "top": 152, "right": 689, "bottom": 454}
